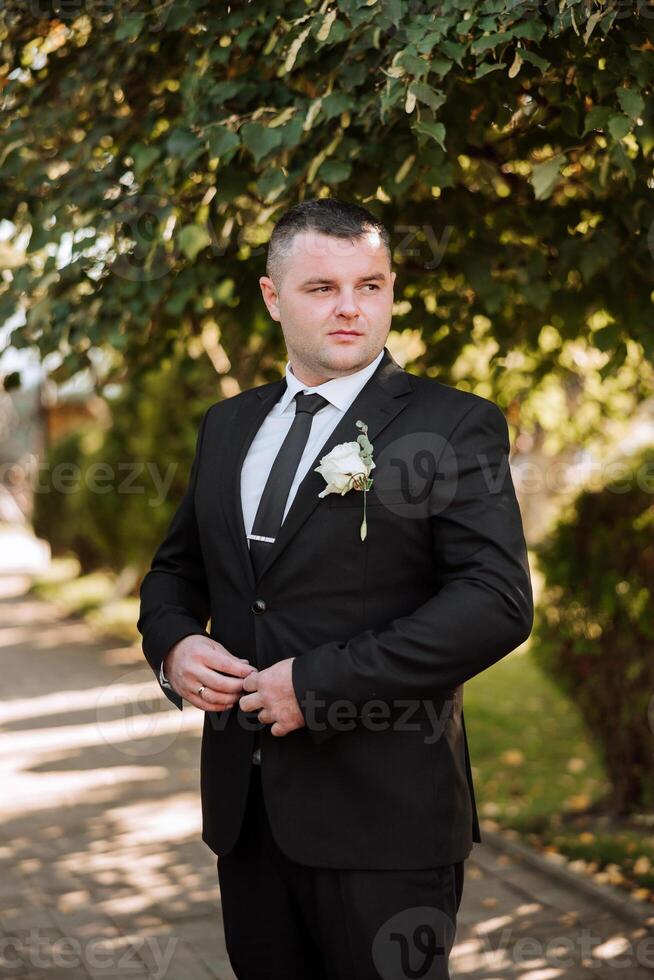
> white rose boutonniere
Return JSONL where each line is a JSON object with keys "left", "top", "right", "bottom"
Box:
{"left": 315, "top": 420, "right": 375, "bottom": 541}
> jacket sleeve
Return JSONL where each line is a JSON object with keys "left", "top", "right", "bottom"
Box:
{"left": 137, "top": 407, "right": 213, "bottom": 710}
{"left": 292, "top": 397, "right": 534, "bottom": 743}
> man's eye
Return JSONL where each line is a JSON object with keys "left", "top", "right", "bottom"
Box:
{"left": 310, "top": 284, "right": 379, "bottom": 292}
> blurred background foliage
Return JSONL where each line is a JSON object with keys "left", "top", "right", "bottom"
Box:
{"left": 2, "top": 0, "right": 653, "bottom": 550}
{"left": 1, "top": 0, "right": 653, "bottom": 883}
{"left": 533, "top": 445, "right": 654, "bottom": 815}
{"left": 33, "top": 350, "right": 219, "bottom": 573}
{"left": 1, "top": 0, "right": 653, "bottom": 407}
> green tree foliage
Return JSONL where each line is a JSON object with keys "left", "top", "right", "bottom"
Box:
{"left": 33, "top": 350, "right": 219, "bottom": 575}
{"left": 1, "top": 0, "right": 653, "bottom": 411}
{"left": 532, "top": 446, "right": 654, "bottom": 815}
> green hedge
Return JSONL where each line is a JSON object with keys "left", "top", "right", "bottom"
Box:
{"left": 532, "top": 446, "right": 654, "bottom": 815}
{"left": 33, "top": 357, "right": 219, "bottom": 582}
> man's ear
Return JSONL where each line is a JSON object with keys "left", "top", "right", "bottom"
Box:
{"left": 259, "top": 275, "right": 281, "bottom": 321}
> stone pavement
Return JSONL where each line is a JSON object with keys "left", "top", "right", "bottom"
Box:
{"left": 0, "top": 571, "right": 652, "bottom": 980}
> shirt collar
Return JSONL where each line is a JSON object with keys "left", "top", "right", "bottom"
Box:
{"left": 277, "top": 348, "right": 385, "bottom": 415}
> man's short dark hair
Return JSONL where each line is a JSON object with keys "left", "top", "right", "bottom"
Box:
{"left": 266, "top": 198, "right": 392, "bottom": 289}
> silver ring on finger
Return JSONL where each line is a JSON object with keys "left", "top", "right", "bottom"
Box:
{"left": 197, "top": 685, "right": 207, "bottom": 697}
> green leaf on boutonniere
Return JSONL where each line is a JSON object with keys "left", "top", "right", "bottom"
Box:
{"left": 355, "top": 419, "right": 374, "bottom": 467}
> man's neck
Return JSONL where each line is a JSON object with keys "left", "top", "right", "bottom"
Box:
{"left": 289, "top": 365, "right": 332, "bottom": 386}
{"left": 289, "top": 355, "right": 377, "bottom": 388}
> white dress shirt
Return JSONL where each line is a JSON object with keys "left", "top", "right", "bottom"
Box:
{"left": 161, "top": 348, "right": 385, "bottom": 763}
{"left": 241, "top": 347, "right": 384, "bottom": 540}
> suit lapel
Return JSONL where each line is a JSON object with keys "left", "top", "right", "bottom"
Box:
{"left": 218, "top": 347, "right": 413, "bottom": 587}
{"left": 217, "top": 377, "right": 287, "bottom": 591}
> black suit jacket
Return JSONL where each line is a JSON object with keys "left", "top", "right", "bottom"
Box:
{"left": 137, "top": 346, "right": 533, "bottom": 869}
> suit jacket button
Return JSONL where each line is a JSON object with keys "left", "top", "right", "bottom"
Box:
{"left": 252, "top": 598, "right": 267, "bottom": 614}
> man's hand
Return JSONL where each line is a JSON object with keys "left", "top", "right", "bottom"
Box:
{"left": 163, "top": 635, "right": 255, "bottom": 711}
{"left": 239, "top": 658, "right": 305, "bottom": 737}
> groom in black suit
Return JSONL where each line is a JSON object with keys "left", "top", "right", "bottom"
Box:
{"left": 137, "top": 198, "right": 533, "bottom": 979}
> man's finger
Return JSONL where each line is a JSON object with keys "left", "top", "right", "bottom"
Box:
{"left": 204, "top": 649, "right": 255, "bottom": 678}
{"left": 185, "top": 691, "right": 238, "bottom": 712}
{"left": 200, "top": 671, "right": 246, "bottom": 695}
{"left": 201, "top": 687, "right": 240, "bottom": 707}
{"left": 241, "top": 670, "right": 259, "bottom": 693}
{"left": 239, "top": 691, "right": 263, "bottom": 713}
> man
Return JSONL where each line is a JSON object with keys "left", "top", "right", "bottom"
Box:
{"left": 137, "top": 198, "right": 534, "bottom": 979}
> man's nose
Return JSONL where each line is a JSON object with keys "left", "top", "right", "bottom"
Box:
{"left": 334, "top": 292, "right": 359, "bottom": 317}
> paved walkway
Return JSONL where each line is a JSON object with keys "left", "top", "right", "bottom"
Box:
{"left": 0, "top": 571, "right": 652, "bottom": 979}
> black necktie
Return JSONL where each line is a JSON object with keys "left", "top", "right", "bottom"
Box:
{"left": 248, "top": 389, "right": 329, "bottom": 766}
{"left": 248, "top": 390, "right": 329, "bottom": 578}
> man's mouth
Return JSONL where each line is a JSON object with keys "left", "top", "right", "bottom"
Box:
{"left": 329, "top": 329, "right": 362, "bottom": 336}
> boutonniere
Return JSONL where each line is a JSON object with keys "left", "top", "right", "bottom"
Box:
{"left": 315, "top": 420, "right": 375, "bottom": 541}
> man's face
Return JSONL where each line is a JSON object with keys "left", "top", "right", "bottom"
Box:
{"left": 259, "top": 228, "right": 396, "bottom": 381}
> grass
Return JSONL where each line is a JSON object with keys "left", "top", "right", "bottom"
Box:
{"left": 28, "top": 558, "right": 141, "bottom": 644}
{"left": 547, "top": 830, "right": 654, "bottom": 895}
{"left": 465, "top": 646, "right": 609, "bottom": 832}
{"left": 466, "top": 646, "right": 654, "bottom": 901}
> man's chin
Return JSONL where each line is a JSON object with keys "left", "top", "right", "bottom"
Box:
{"left": 323, "top": 338, "right": 375, "bottom": 368}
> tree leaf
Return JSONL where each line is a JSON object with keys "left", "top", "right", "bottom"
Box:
{"left": 408, "top": 82, "right": 446, "bottom": 112}
{"left": 530, "top": 153, "right": 566, "bottom": 200}
{"left": 413, "top": 119, "right": 446, "bottom": 149}
{"left": 475, "top": 62, "right": 506, "bottom": 78}
{"left": 178, "top": 224, "right": 211, "bottom": 261}
{"left": 396, "top": 49, "right": 429, "bottom": 77}
{"left": 115, "top": 15, "right": 145, "bottom": 42}
{"left": 511, "top": 21, "right": 547, "bottom": 41}
{"left": 240, "top": 122, "right": 283, "bottom": 163}
{"left": 582, "top": 106, "right": 611, "bottom": 135}
{"left": 429, "top": 57, "right": 453, "bottom": 77}
{"left": 255, "top": 167, "right": 287, "bottom": 201}
{"left": 318, "top": 159, "right": 352, "bottom": 184}
{"left": 132, "top": 145, "right": 159, "bottom": 177}
{"left": 439, "top": 40, "right": 466, "bottom": 67}
{"left": 608, "top": 114, "right": 631, "bottom": 141}
{"left": 617, "top": 87, "right": 644, "bottom": 121}
{"left": 166, "top": 127, "right": 202, "bottom": 157}
{"left": 610, "top": 142, "right": 635, "bottom": 186}
{"left": 583, "top": 9, "right": 604, "bottom": 45}
{"left": 207, "top": 126, "right": 240, "bottom": 158}
{"left": 471, "top": 31, "right": 515, "bottom": 54}
{"left": 520, "top": 48, "right": 551, "bottom": 71}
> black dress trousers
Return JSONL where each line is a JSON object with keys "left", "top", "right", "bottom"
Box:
{"left": 217, "top": 765, "right": 464, "bottom": 980}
